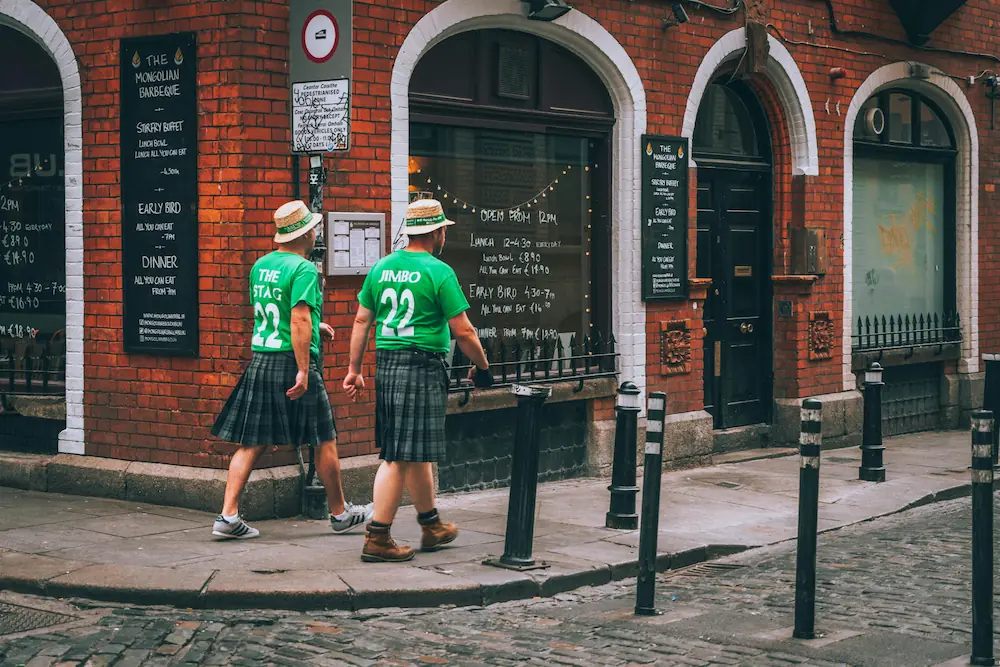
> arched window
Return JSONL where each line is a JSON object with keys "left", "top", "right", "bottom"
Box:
{"left": 693, "top": 82, "right": 766, "bottom": 160}
{"left": 0, "top": 25, "right": 66, "bottom": 403}
{"left": 851, "top": 88, "right": 958, "bottom": 435}
{"left": 408, "top": 29, "right": 614, "bottom": 354}
{"left": 854, "top": 90, "right": 954, "bottom": 149}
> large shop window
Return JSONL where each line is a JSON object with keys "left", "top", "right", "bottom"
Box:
{"left": 408, "top": 28, "right": 615, "bottom": 383}
{"left": 0, "top": 26, "right": 66, "bottom": 396}
{"left": 409, "top": 124, "right": 597, "bottom": 358}
{"left": 851, "top": 90, "right": 957, "bottom": 351}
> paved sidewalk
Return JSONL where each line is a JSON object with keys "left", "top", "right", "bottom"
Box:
{"left": 0, "top": 430, "right": 976, "bottom": 611}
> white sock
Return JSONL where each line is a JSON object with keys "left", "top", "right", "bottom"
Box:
{"left": 222, "top": 513, "right": 239, "bottom": 523}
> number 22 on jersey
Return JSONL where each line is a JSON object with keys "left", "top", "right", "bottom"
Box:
{"left": 381, "top": 288, "right": 415, "bottom": 337}
{"left": 252, "top": 302, "right": 283, "bottom": 349}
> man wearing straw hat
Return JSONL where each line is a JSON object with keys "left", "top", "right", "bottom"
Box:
{"left": 210, "top": 200, "right": 373, "bottom": 539}
{"left": 344, "top": 198, "right": 492, "bottom": 562}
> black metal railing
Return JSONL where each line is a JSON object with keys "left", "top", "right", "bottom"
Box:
{"left": 448, "top": 330, "right": 618, "bottom": 394}
{"left": 852, "top": 312, "right": 961, "bottom": 352}
{"left": 1, "top": 335, "right": 66, "bottom": 395}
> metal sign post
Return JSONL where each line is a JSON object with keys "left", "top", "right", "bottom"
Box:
{"left": 290, "top": 0, "right": 351, "bottom": 515}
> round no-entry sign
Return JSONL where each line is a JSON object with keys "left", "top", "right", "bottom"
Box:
{"left": 302, "top": 10, "right": 339, "bottom": 63}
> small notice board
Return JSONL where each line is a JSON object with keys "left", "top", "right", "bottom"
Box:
{"left": 326, "top": 212, "right": 384, "bottom": 276}
{"left": 641, "top": 134, "right": 689, "bottom": 301}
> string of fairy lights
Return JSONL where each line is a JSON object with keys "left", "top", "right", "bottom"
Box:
{"left": 0, "top": 163, "right": 44, "bottom": 192}
{"left": 411, "top": 163, "right": 594, "bottom": 213}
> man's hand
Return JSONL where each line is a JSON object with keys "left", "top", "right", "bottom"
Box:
{"left": 343, "top": 371, "right": 366, "bottom": 402}
{"left": 468, "top": 365, "right": 494, "bottom": 389}
{"left": 319, "top": 323, "right": 335, "bottom": 342}
{"left": 286, "top": 370, "right": 309, "bottom": 400}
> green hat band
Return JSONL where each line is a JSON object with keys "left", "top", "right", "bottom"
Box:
{"left": 277, "top": 215, "right": 315, "bottom": 235}
{"left": 407, "top": 213, "right": 446, "bottom": 227}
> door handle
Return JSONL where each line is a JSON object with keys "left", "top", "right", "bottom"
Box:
{"left": 740, "top": 322, "right": 754, "bottom": 334}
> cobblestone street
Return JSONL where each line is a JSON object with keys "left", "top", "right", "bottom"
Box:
{"left": 0, "top": 496, "right": 992, "bottom": 666}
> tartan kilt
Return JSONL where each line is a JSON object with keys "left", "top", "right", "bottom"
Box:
{"left": 211, "top": 352, "right": 336, "bottom": 447}
{"left": 376, "top": 349, "right": 449, "bottom": 462}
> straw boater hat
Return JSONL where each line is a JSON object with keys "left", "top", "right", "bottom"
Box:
{"left": 273, "top": 200, "right": 322, "bottom": 244}
{"left": 405, "top": 199, "right": 454, "bottom": 235}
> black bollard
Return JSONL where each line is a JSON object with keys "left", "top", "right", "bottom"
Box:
{"left": 607, "top": 382, "right": 641, "bottom": 530}
{"left": 971, "top": 410, "right": 995, "bottom": 666}
{"left": 860, "top": 362, "right": 886, "bottom": 482}
{"left": 635, "top": 391, "right": 666, "bottom": 617}
{"left": 485, "top": 384, "right": 552, "bottom": 571}
{"left": 794, "top": 398, "right": 822, "bottom": 640}
{"left": 983, "top": 354, "right": 1000, "bottom": 466}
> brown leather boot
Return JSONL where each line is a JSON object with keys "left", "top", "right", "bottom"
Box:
{"left": 361, "top": 523, "right": 415, "bottom": 563}
{"left": 419, "top": 516, "right": 458, "bottom": 552}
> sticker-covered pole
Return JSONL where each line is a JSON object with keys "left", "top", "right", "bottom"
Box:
{"left": 971, "top": 410, "right": 995, "bottom": 666}
{"left": 635, "top": 391, "right": 666, "bottom": 617}
{"left": 794, "top": 398, "right": 822, "bottom": 640}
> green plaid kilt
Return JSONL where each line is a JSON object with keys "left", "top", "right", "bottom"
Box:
{"left": 376, "top": 349, "right": 449, "bottom": 462}
{"left": 211, "top": 352, "right": 336, "bottom": 447}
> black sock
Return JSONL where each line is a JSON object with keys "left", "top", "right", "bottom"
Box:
{"left": 417, "top": 508, "right": 439, "bottom": 523}
{"left": 370, "top": 520, "right": 391, "bottom": 529}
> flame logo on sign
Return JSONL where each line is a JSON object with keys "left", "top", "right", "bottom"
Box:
{"left": 131, "top": 51, "right": 141, "bottom": 68}
{"left": 645, "top": 143, "right": 652, "bottom": 156}
{"left": 174, "top": 47, "right": 184, "bottom": 65}
{"left": 678, "top": 146, "right": 684, "bottom": 159}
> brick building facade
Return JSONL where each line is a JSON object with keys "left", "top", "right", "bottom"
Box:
{"left": 0, "top": 0, "right": 991, "bottom": 511}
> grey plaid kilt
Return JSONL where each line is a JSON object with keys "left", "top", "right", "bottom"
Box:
{"left": 211, "top": 352, "right": 336, "bottom": 447}
{"left": 376, "top": 349, "right": 449, "bottom": 462}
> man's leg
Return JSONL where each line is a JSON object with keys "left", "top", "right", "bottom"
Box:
{"left": 407, "top": 462, "right": 457, "bottom": 552}
{"left": 221, "top": 445, "right": 265, "bottom": 516}
{"left": 404, "top": 462, "right": 435, "bottom": 514}
{"left": 372, "top": 460, "right": 408, "bottom": 524}
{"left": 315, "top": 439, "right": 346, "bottom": 516}
{"left": 363, "top": 460, "right": 415, "bottom": 562}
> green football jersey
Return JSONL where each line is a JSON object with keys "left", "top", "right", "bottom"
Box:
{"left": 250, "top": 251, "right": 322, "bottom": 358}
{"left": 358, "top": 250, "right": 470, "bottom": 354}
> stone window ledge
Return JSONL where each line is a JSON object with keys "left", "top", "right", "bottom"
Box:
{"left": 447, "top": 377, "right": 617, "bottom": 415}
{"left": 1, "top": 395, "right": 66, "bottom": 420}
{"left": 851, "top": 343, "right": 960, "bottom": 371}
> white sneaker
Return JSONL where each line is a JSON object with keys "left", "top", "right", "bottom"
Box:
{"left": 330, "top": 502, "right": 374, "bottom": 534}
{"left": 212, "top": 514, "right": 260, "bottom": 539}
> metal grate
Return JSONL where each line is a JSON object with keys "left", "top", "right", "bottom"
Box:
{"left": 497, "top": 45, "right": 531, "bottom": 100}
{"left": 828, "top": 457, "right": 857, "bottom": 464}
{"left": 662, "top": 563, "right": 747, "bottom": 579}
{"left": 0, "top": 602, "right": 75, "bottom": 636}
{"left": 716, "top": 481, "right": 741, "bottom": 489}
{"left": 881, "top": 363, "right": 942, "bottom": 436}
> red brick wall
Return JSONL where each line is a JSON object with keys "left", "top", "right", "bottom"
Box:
{"left": 27, "top": 0, "right": 998, "bottom": 464}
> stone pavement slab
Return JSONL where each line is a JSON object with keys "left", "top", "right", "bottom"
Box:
{"left": 0, "top": 429, "right": 982, "bottom": 610}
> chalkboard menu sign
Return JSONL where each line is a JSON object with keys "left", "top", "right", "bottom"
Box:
{"left": 641, "top": 135, "right": 689, "bottom": 301}
{"left": 120, "top": 33, "right": 199, "bottom": 356}
{"left": 0, "top": 118, "right": 65, "bottom": 343}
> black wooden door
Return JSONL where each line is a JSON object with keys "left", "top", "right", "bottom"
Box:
{"left": 697, "top": 168, "right": 772, "bottom": 429}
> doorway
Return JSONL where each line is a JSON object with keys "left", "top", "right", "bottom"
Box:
{"left": 694, "top": 80, "right": 773, "bottom": 429}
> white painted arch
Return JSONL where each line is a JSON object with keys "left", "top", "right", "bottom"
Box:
{"left": 842, "top": 63, "right": 979, "bottom": 390}
{"left": 681, "top": 27, "right": 819, "bottom": 177}
{"left": 0, "top": 0, "right": 84, "bottom": 454}
{"left": 390, "top": 0, "right": 649, "bottom": 392}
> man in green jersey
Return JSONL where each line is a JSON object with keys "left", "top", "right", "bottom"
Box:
{"left": 344, "top": 199, "right": 491, "bottom": 562}
{"left": 211, "top": 200, "right": 372, "bottom": 539}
